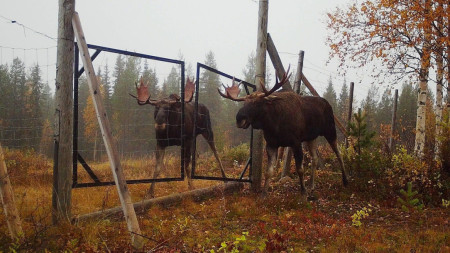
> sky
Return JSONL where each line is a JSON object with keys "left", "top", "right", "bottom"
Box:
{"left": 0, "top": 0, "right": 385, "bottom": 104}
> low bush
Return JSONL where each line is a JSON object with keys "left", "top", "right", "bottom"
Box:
{"left": 3, "top": 148, "right": 51, "bottom": 185}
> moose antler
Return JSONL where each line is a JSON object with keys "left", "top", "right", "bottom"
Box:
{"left": 129, "top": 76, "right": 158, "bottom": 105}
{"left": 259, "top": 65, "right": 291, "bottom": 96}
{"left": 185, "top": 77, "right": 195, "bottom": 103}
{"left": 218, "top": 77, "right": 246, "bottom": 102}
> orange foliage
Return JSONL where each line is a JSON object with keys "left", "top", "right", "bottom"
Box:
{"left": 326, "top": 0, "right": 449, "bottom": 83}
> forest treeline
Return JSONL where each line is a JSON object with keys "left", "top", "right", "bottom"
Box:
{"left": 0, "top": 51, "right": 430, "bottom": 161}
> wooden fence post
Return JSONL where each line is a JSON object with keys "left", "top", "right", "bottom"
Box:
{"left": 281, "top": 51, "right": 304, "bottom": 178}
{"left": 389, "top": 89, "right": 398, "bottom": 152}
{"left": 345, "top": 82, "right": 354, "bottom": 148}
{"left": 251, "top": 0, "right": 269, "bottom": 193}
{"left": 0, "top": 142, "right": 23, "bottom": 239}
{"left": 53, "top": 0, "right": 75, "bottom": 223}
{"left": 72, "top": 12, "right": 144, "bottom": 249}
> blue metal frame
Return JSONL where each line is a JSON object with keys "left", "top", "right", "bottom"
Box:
{"left": 191, "top": 63, "right": 255, "bottom": 183}
{"left": 72, "top": 43, "right": 185, "bottom": 188}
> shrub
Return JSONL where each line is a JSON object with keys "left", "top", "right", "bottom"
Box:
{"left": 222, "top": 143, "right": 250, "bottom": 164}
{"left": 3, "top": 148, "right": 51, "bottom": 185}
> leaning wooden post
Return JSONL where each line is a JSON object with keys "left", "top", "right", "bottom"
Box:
{"left": 281, "top": 51, "right": 304, "bottom": 178}
{"left": 345, "top": 82, "right": 354, "bottom": 148}
{"left": 266, "top": 33, "right": 293, "bottom": 91}
{"left": 53, "top": 0, "right": 75, "bottom": 224}
{"left": 72, "top": 12, "right": 144, "bottom": 249}
{"left": 389, "top": 89, "right": 398, "bottom": 152}
{"left": 0, "top": 142, "right": 23, "bottom": 240}
{"left": 251, "top": 0, "right": 269, "bottom": 192}
{"left": 293, "top": 51, "right": 304, "bottom": 93}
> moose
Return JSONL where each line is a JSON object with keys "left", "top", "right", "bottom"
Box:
{"left": 218, "top": 68, "right": 348, "bottom": 195}
{"left": 131, "top": 77, "right": 226, "bottom": 198}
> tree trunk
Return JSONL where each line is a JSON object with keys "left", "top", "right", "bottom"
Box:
{"left": 434, "top": 39, "right": 444, "bottom": 160}
{"left": 251, "top": 0, "right": 269, "bottom": 193}
{"left": 0, "top": 142, "right": 23, "bottom": 240}
{"left": 414, "top": 0, "right": 432, "bottom": 159}
{"left": 53, "top": 0, "right": 75, "bottom": 223}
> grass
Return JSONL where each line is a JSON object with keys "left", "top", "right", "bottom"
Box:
{"left": 0, "top": 149, "right": 449, "bottom": 252}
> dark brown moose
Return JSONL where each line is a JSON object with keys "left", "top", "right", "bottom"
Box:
{"left": 131, "top": 77, "right": 226, "bottom": 198}
{"left": 218, "top": 68, "right": 348, "bottom": 195}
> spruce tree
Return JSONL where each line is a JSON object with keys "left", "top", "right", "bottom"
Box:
{"left": 376, "top": 88, "right": 394, "bottom": 126}
{"left": 361, "top": 84, "right": 379, "bottom": 132}
{"left": 162, "top": 66, "right": 180, "bottom": 97}
{"left": 322, "top": 76, "right": 338, "bottom": 112}
{"left": 337, "top": 78, "right": 349, "bottom": 122}
{"left": 397, "top": 82, "right": 418, "bottom": 150}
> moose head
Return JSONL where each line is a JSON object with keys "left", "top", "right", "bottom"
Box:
{"left": 218, "top": 67, "right": 291, "bottom": 129}
{"left": 130, "top": 76, "right": 195, "bottom": 131}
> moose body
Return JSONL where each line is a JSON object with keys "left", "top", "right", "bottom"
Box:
{"left": 132, "top": 78, "right": 226, "bottom": 198}
{"left": 219, "top": 70, "right": 348, "bottom": 194}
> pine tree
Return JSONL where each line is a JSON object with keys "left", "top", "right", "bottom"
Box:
{"left": 101, "top": 63, "right": 112, "bottom": 120}
{"left": 375, "top": 88, "right": 394, "bottom": 126}
{"left": 9, "top": 58, "right": 27, "bottom": 148}
{"left": 162, "top": 66, "right": 180, "bottom": 97}
{"left": 348, "top": 110, "right": 376, "bottom": 155}
{"left": 242, "top": 52, "right": 256, "bottom": 84}
{"left": 397, "top": 82, "right": 418, "bottom": 151}
{"left": 361, "top": 84, "right": 379, "bottom": 132}
{"left": 0, "top": 64, "right": 11, "bottom": 146}
{"left": 26, "top": 64, "right": 45, "bottom": 148}
{"left": 141, "top": 60, "right": 158, "bottom": 96}
{"left": 198, "top": 51, "right": 222, "bottom": 151}
{"left": 337, "top": 78, "right": 349, "bottom": 122}
{"left": 322, "top": 76, "right": 338, "bottom": 112}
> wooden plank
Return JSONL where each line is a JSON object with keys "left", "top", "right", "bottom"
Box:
{"left": 251, "top": 0, "right": 269, "bottom": 193}
{"left": 74, "top": 182, "right": 243, "bottom": 222}
{"left": 0, "top": 142, "right": 23, "bottom": 239}
{"left": 53, "top": 0, "right": 75, "bottom": 224}
{"left": 267, "top": 33, "right": 293, "bottom": 91}
{"left": 72, "top": 12, "right": 144, "bottom": 249}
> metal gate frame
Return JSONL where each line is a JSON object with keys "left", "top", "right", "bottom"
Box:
{"left": 72, "top": 43, "right": 186, "bottom": 188}
{"left": 191, "top": 63, "right": 255, "bottom": 183}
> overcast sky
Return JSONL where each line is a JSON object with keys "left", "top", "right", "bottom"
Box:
{"left": 0, "top": 0, "right": 383, "bottom": 102}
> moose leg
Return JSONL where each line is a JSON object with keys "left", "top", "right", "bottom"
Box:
{"left": 263, "top": 146, "right": 278, "bottom": 194}
{"left": 184, "top": 143, "right": 194, "bottom": 190}
{"left": 326, "top": 138, "right": 349, "bottom": 186}
{"left": 202, "top": 133, "right": 227, "bottom": 178}
{"left": 292, "top": 145, "right": 306, "bottom": 195}
{"left": 305, "top": 139, "right": 319, "bottom": 190}
{"left": 148, "top": 145, "right": 165, "bottom": 198}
